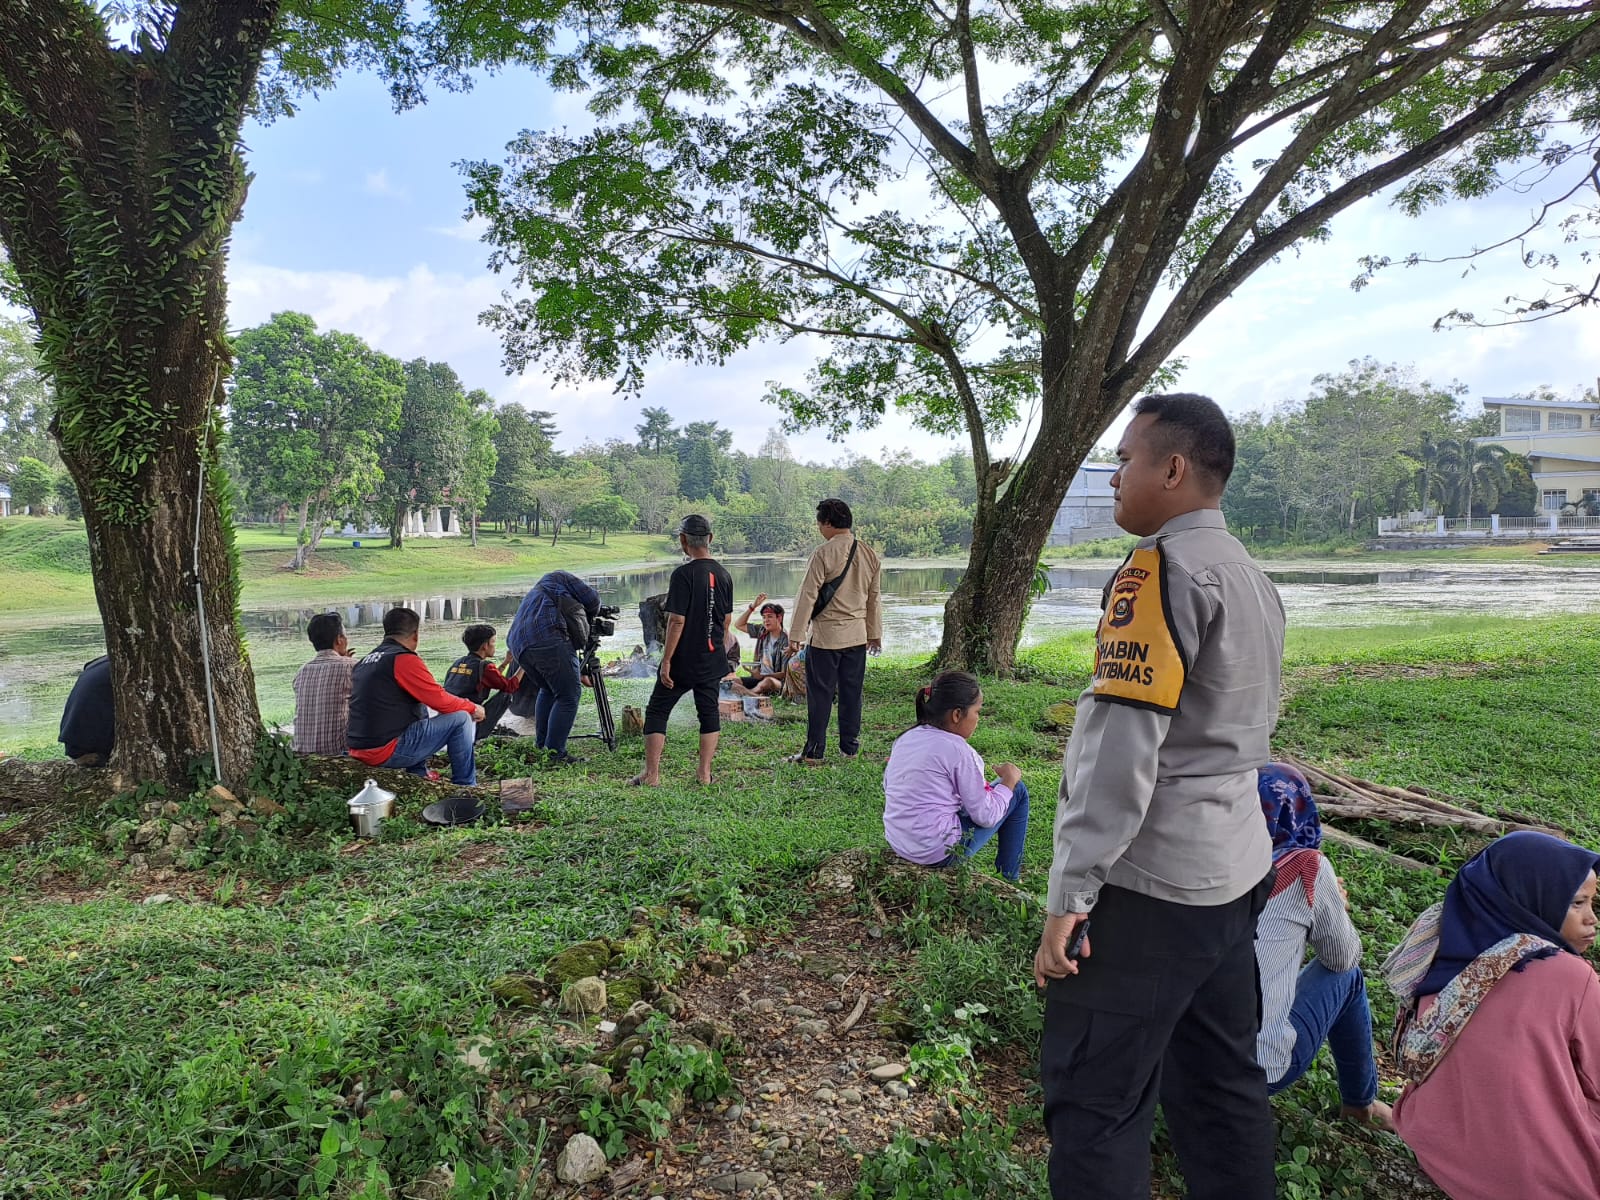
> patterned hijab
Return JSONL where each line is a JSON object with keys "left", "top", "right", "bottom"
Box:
{"left": 1258, "top": 763, "right": 1322, "bottom": 903}
{"left": 1416, "top": 830, "right": 1600, "bottom": 999}
{"left": 1258, "top": 763, "right": 1322, "bottom": 858}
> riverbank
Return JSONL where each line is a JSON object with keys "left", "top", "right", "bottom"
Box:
{"left": 4, "top": 617, "right": 1597, "bottom": 1197}
{"left": 0, "top": 517, "right": 680, "bottom": 620}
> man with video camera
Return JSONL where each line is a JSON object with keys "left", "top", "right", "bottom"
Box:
{"left": 506, "top": 570, "right": 601, "bottom": 765}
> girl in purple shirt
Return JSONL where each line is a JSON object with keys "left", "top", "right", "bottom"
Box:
{"left": 882, "top": 671, "right": 1030, "bottom": 882}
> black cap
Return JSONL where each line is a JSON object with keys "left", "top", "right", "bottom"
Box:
{"left": 677, "top": 514, "right": 712, "bottom": 537}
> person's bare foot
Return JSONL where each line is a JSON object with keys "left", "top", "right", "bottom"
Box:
{"left": 1339, "top": 1099, "right": 1394, "bottom": 1131}
{"left": 628, "top": 773, "right": 660, "bottom": 787}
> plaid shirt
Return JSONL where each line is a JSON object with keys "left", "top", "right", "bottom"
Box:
{"left": 292, "top": 650, "right": 355, "bottom": 755}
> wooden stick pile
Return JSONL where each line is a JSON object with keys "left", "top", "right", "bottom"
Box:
{"left": 1282, "top": 757, "right": 1567, "bottom": 839}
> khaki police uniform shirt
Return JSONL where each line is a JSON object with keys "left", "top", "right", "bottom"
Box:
{"left": 788, "top": 532, "right": 884, "bottom": 650}
{"left": 1047, "top": 508, "right": 1283, "bottom": 915}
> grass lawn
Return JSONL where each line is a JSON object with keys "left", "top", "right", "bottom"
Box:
{"left": 0, "top": 518, "right": 678, "bottom": 620}
{"left": 4, "top": 611, "right": 1600, "bottom": 1196}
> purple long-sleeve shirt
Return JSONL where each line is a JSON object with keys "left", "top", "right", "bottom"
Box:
{"left": 883, "top": 723, "right": 1014, "bottom": 866}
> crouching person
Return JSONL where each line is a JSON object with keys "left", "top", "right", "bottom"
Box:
{"left": 882, "top": 671, "right": 1029, "bottom": 882}
{"left": 1254, "top": 763, "right": 1391, "bottom": 1127}
{"left": 348, "top": 606, "right": 484, "bottom": 785}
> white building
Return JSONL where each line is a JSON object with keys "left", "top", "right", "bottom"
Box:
{"left": 1049, "top": 463, "right": 1120, "bottom": 545}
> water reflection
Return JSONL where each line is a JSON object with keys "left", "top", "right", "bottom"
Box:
{"left": 7, "top": 556, "right": 1600, "bottom": 749}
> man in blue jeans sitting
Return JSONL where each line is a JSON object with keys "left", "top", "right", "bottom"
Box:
{"left": 506, "top": 570, "right": 600, "bottom": 766}
{"left": 347, "top": 607, "right": 483, "bottom": 784}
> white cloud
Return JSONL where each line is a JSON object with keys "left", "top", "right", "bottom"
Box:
{"left": 363, "top": 169, "right": 407, "bottom": 199}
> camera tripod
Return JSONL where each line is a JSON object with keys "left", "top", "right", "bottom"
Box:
{"left": 569, "top": 642, "right": 617, "bottom": 752}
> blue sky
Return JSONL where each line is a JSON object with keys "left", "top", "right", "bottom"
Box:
{"left": 229, "top": 68, "right": 1600, "bottom": 465}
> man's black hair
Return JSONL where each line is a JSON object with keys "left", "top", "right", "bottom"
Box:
{"left": 816, "top": 498, "right": 853, "bottom": 529}
{"left": 760, "top": 602, "right": 785, "bottom": 620}
{"left": 1131, "top": 392, "right": 1236, "bottom": 490}
{"left": 306, "top": 612, "right": 344, "bottom": 652}
{"left": 383, "top": 606, "right": 421, "bottom": 639}
{"left": 462, "top": 623, "right": 496, "bottom": 653}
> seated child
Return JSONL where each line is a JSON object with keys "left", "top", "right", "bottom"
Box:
{"left": 443, "top": 623, "right": 523, "bottom": 742}
{"left": 882, "top": 670, "right": 1029, "bottom": 882}
{"left": 1253, "top": 763, "right": 1390, "bottom": 1127}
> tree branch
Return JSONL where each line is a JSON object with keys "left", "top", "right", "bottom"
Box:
{"left": 955, "top": 0, "right": 997, "bottom": 183}
{"left": 1015, "top": 17, "right": 1155, "bottom": 192}
{"left": 681, "top": 0, "right": 983, "bottom": 190}
{"left": 1118, "top": 11, "right": 1600, "bottom": 396}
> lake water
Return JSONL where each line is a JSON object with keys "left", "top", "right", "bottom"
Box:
{"left": 3, "top": 557, "right": 1597, "bottom": 751}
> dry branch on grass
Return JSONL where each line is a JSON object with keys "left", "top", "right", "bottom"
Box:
{"left": 1284, "top": 757, "right": 1567, "bottom": 839}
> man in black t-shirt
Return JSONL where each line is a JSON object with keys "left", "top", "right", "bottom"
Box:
{"left": 633, "top": 513, "right": 734, "bottom": 787}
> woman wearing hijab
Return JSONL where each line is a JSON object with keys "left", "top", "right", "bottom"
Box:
{"left": 1386, "top": 831, "right": 1600, "bottom": 1199}
{"left": 1253, "top": 764, "right": 1390, "bottom": 1126}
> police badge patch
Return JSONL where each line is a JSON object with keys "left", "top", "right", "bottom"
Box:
{"left": 1090, "top": 544, "right": 1186, "bottom": 713}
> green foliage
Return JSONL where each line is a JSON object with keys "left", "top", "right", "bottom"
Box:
{"left": 380, "top": 359, "right": 475, "bottom": 545}
{"left": 229, "top": 312, "right": 404, "bottom": 557}
{"left": 1225, "top": 359, "right": 1527, "bottom": 539}
{"left": 10, "top": 455, "right": 55, "bottom": 511}
{"left": 851, "top": 1108, "right": 1046, "bottom": 1200}
{"left": 573, "top": 492, "right": 638, "bottom": 544}
{"left": 0, "top": 313, "right": 55, "bottom": 466}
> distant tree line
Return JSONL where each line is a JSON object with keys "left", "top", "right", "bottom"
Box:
{"left": 1225, "top": 359, "right": 1543, "bottom": 541}
{"left": 217, "top": 315, "right": 980, "bottom": 561}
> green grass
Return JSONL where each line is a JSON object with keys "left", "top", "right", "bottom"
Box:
{"left": 0, "top": 517, "right": 677, "bottom": 621}
{"left": 7, "top": 619, "right": 1600, "bottom": 1196}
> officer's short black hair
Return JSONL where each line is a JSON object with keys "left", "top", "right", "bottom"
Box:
{"left": 1132, "top": 393, "right": 1236, "bottom": 491}
{"left": 462, "top": 624, "right": 496, "bottom": 653}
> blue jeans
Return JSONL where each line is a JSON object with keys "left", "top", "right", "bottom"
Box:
{"left": 518, "top": 640, "right": 582, "bottom": 753}
{"left": 385, "top": 710, "right": 476, "bottom": 786}
{"left": 1267, "top": 960, "right": 1379, "bottom": 1108}
{"left": 938, "top": 781, "right": 1029, "bottom": 882}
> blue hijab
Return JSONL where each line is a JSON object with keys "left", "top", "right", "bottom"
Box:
{"left": 1257, "top": 763, "right": 1321, "bottom": 860}
{"left": 1417, "top": 830, "right": 1600, "bottom": 999}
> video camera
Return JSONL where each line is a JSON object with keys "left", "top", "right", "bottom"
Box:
{"left": 589, "top": 604, "right": 620, "bottom": 645}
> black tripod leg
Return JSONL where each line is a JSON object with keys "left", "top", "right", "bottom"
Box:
{"left": 593, "top": 671, "right": 616, "bottom": 750}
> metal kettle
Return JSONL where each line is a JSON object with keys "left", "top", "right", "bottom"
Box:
{"left": 348, "top": 778, "right": 396, "bottom": 837}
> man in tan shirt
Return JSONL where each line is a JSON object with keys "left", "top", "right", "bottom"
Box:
{"left": 786, "top": 498, "right": 883, "bottom": 764}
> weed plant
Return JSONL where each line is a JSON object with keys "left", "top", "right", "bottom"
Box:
{"left": 7, "top": 619, "right": 1600, "bottom": 1195}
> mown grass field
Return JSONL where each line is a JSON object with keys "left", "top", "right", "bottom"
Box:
{"left": 0, "top": 518, "right": 677, "bottom": 621}
{"left": 4, "top": 616, "right": 1598, "bottom": 1197}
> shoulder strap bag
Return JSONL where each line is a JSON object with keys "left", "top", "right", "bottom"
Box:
{"left": 810, "top": 538, "right": 860, "bottom": 620}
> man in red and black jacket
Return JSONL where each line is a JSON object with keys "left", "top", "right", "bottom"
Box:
{"left": 348, "top": 607, "right": 484, "bottom": 785}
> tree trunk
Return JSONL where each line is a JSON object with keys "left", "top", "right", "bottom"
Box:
{"left": 390, "top": 499, "right": 407, "bottom": 549}
{"left": 0, "top": 0, "right": 280, "bottom": 788}
{"left": 937, "top": 403, "right": 1101, "bottom": 674}
{"left": 469, "top": 511, "right": 479, "bottom": 547}
{"left": 71, "top": 338, "right": 263, "bottom": 787}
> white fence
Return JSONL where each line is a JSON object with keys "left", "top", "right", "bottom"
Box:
{"left": 1377, "top": 514, "right": 1600, "bottom": 538}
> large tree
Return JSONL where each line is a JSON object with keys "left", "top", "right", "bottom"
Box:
{"left": 466, "top": 0, "right": 1600, "bottom": 671}
{"left": 0, "top": 2, "right": 547, "bottom": 784}
{"left": 456, "top": 389, "right": 500, "bottom": 546}
{"left": 484, "top": 402, "right": 555, "bottom": 532}
{"left": 0, "top": 315, "right": 57, "bottom": 468}
{"left": 229, "top": 311, "right": 404, "bottom": 569}
{"left": 380, "top": 359, "right": 473, "bottom": 547}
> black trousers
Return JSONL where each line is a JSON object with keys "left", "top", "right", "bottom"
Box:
{"left": 642, "top": 672, "right": 722, "bottom": 735}
{"left": 802, "top": 643, "right": 866, "bottom": 759}
{"left": 473, "top": 690, "right": 514, "bottom": 743}
{"left": 1040, "top": 876, "right": 1276, "bottom": 1200}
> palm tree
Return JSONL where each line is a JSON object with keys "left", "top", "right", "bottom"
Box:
{"left": 1435, "top": 439, "right": 1515, "bottom": 518}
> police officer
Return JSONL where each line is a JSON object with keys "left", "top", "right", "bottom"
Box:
{"left": 1035, "top": 394, "right": 1284, "bottom": 1200}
